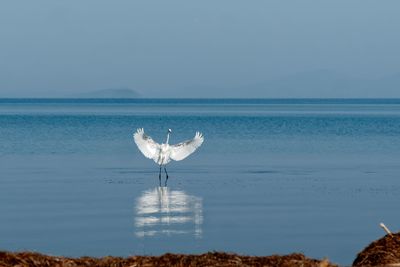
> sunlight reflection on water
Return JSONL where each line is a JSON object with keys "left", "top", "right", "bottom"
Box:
{"left": 134, "top": 187, "right": 203, "bottom": 238}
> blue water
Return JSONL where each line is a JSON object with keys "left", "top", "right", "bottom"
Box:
{"left": 0, "top": 99, "right": 399, "bottom": 265}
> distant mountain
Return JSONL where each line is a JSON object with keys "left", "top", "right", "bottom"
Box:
{"left": 242, "top": 69, "right": 400, "bottom": 98}
{"left": 243, "top": 70, "right": 360, "bottom": 98}
{"left": 75, "top": 88, "right": 141, "bottom": 98}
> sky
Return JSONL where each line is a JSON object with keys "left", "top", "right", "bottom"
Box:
{"left": 1, "top": 1, "right": 400, "bottom": 98}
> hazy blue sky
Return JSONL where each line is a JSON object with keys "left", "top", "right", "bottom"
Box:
{"left": 1, "top": 1, "right": 400, "bottom": 97}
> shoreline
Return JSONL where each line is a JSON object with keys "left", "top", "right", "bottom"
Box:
{"left": 0, "top": 251, "right": 335, "bottom": 267}
{"left": 1, "top": 233, "right": 399, "bottom": 266}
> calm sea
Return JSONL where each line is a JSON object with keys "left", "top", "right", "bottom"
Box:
{"left": 0, "top": 98, "right": 399, "bottom": 265}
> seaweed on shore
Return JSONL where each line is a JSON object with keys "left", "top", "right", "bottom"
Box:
{"left": 353, "top": 232, "right": 400, "bottom": 267}
{"left": 0, "top": 251, "right": 335, "bottom": 267}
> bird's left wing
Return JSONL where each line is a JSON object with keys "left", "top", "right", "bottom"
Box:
{"left": 170, "top": 132, "right": 204, "bottom": 161}
{"left": 133, "top": 128, "right": 160, "bottom": 159}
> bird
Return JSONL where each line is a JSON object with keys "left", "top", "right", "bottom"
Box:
{"left": 133, "top": 128, "right": 204, "bottom": 186}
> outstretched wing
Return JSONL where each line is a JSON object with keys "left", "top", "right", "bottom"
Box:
{"left": 170, "top": 132, "right": 204, "bottom": 161}
{"left": 133, "top": 128, "right": 160, "bottom": 159}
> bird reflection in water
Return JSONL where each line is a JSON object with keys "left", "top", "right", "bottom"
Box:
{"left": 134, "top": 187, "right": 203, "bottom": 238}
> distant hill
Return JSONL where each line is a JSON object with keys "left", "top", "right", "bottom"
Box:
{"left": 247, "top": 70, "right": 361, "bottom": 98}
{"left": 167, "top": 69, "right": 400, "bottom": 98}
{"left": 75, "top": 88, "right": 141, "bottom": 98}
{"left": 241, "top": 70, "right": 400, "bottom": 98}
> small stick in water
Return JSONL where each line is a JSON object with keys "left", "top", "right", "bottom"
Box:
{"left": 380, "top": 222, "right": 393, "bottom": 236}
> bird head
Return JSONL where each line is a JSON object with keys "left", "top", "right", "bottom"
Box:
{"left": 168, "top": 129, "right": 172, "bottom": 133}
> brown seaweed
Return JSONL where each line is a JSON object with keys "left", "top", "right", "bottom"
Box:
{"left": 0, "top": 251, "right": 335, "bottom": 267}
{"left": 353, "top": 232, "right": 400, "bottom": 267}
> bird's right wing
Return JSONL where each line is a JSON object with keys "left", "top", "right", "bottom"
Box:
{"left": 133, "top": 128, "right": 160, "bottom": 159}
{"left": 170, "top": 132, "right": 204, "bottom": 161}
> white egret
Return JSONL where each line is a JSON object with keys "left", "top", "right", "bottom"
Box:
{"left": 133, "top": 128, "right": 204, "bottom": 186}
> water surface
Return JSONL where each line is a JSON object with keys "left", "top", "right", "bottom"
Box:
{"left": 0, "top": 98, "right": 399, "bottom": 265}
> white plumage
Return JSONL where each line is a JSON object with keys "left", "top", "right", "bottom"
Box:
{"left": 133, "top": 128, "right": 204, "bottom": 185}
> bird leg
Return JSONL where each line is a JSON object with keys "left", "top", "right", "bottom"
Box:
{"left": 159, "top": 166, "right": 162, "bottom": 186}
{"left": 164, "top": 167, "right": 169, "bottom": 187}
